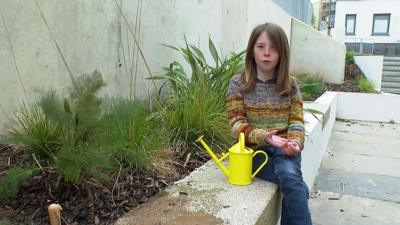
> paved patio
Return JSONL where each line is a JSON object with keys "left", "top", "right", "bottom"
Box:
{"left": 310, "top": 120, "right": 400, "bottom": 225}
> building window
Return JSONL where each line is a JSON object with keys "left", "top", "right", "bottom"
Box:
{"left": 372, "top": 14, "right": 390, "bottom": 36}
{"left": 345, "top": 14, "right": 356, "bottom": 35}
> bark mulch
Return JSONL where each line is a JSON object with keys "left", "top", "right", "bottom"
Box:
{"left": 0, "top": 144, "right": 209, "bottom": 225}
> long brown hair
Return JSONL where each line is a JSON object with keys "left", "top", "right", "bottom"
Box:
{"left": 242, "top": 23, "right": 295, "bottom": 96}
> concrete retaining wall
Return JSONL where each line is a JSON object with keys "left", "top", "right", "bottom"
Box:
{"left": 336, "top": 92, "right": 400, "bottom": 124}
{"left": 290, "top": 18, "right": 346, "bottom": 84}
{"left": 354, "top": 56, "right": 384, "bottom": 92}
{"left": 302, "top": 92, "right": 337, "bottom": 188}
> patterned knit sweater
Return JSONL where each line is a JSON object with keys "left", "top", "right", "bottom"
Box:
{"left": 227, "top": 74, "right": 305, "bottom": 148}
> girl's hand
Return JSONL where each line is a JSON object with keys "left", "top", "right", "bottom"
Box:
{"left": 264, "top": 130, "right": 288, "bottom": 148}
{"left": 265, "top": 131, "right": 301, "bottom": 156}
{"left": 282, "top": 140, "right": 301, "bottom": 156}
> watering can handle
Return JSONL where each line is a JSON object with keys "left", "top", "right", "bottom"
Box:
{"left": 252, "top": 150, "right": 268, "bottom": 178}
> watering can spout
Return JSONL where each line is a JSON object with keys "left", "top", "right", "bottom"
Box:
{"left": 196, "top": 135, "right": 229, "bottom": 177}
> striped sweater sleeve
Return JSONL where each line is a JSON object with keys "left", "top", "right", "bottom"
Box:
{"left": 287, "top": 83, "right": 305, "bottom": 149}
{"left": 226, "top": 75, "right": 267, "bottom": 145}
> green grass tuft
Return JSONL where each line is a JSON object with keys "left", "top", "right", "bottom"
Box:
{"left": 356, "top": 76, "right": 375, "bottom": 93}
{"left": 295, "top": 73, "right": 325, "bottom": 101}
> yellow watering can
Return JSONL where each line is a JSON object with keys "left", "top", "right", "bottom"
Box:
{"left": 196, "top": 133, "right": 268, "bottom": 185}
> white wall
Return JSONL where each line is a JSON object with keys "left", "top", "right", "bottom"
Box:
{"left": 354, "top": 55, "right": 384, "bottom": 92}
{"left": 333, "top": 0, "right": 400, "bottom": 43}
{"left": 0, "top": 0, "right": 291, "bottom": 133}
{"left": 303, "top": 92, "right": 337, "bottom": 188}
{"left": 246, "top": 0, "right": 292, "bottom": 42}
{"left": 0, "top": 0, "right": 122, "bottom": 130}
{"left": 336, "top": 92, "right": 400, "bottom": 123}
{"left": 290, "top": 18, "right": 346, "bottom": 84}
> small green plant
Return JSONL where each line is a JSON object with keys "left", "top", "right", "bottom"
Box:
{"left": 0, "top": 218, "right": 35, "bottom": 225}
{"left": 346, "top": 51, "right": 355, "bottom": 63}
{"left": 150, "top": 37, "right": 245, "bottom": 153}
{"left": 8, "top": 71, "right": 111, "bottom": 183}
{"left": 0, "top": 166, "right": 37, "bottom": 203}
{"left": 8, "top": 71, "right": 167, "bottom": 184}
{"left": 295, "top": 73, "right": 325, "bottom": 101}
{"left": 356, "top": 76, "right": 375, "bottom": 93}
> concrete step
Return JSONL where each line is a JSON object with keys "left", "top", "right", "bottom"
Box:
{"left": 384, "top": 57, "right": 400, "bottom": 62}
{"left": 383, "top": 61, "right": 400, "bottom": 66}
{"left": 382, "top": 71, "right": 400, "bottom": 77}
{"left": 381, "top": 82, "right": 400, "bottom": 88}
{"left": 382, "top": 76, "right": 400, "bottom": 82}
{"left": 381, "top": 87, "right": 400, "bottom": 94}
{"left": 382, "top": 66, "right": 400, "bottom": 72}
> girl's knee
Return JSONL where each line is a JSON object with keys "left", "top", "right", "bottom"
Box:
{"left": 275, "top": 160, "right": 302, "bottom": 177}
{"left": 278, "top": 168, "right": 302, "bottom": 181}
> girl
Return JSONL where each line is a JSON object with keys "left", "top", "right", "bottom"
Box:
{"left": 226, "top": 23, "right": 312, "bottom": 225}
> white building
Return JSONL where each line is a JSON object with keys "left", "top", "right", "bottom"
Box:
{"left": 332, "top": 0, "right": 400, "bottom": 56}
{"left": 316, "top": 0, "right": 336, "bottom": 34}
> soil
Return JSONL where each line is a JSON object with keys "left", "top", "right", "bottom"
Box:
{"left": 0, "top": 144, "right": 209, "bottom": 225}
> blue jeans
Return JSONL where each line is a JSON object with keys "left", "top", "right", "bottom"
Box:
{"left": 252, "top": 145, "right": 312, "bottom": 225}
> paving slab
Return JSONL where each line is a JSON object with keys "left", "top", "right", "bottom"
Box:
{"left": 321, "top": 151, "right": 400, "bottom": 177}
{"left": 310, "top": 192, "right": 400, "bottom": 225}
{"left": 310, "top": 121, "right": 400, "bottom": 225}
{"left": 314, "top": 168, "right": 400, "bottom": 203}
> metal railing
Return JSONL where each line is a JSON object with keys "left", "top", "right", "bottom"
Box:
{"left": 345, "top": 38, "right": 375, "bottom": 55}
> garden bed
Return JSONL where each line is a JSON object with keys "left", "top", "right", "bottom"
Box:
{"left": 0, "top": 144, "right": 208, "bottom": 225}
{"left": 0, "top": 38, "right": 239, "bottom": 225}
{"left": 300, "top": 61, "right": 378, "bottom": 102}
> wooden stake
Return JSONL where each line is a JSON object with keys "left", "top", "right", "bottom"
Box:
{"left": 48, "top": 204, "right": 62, "bottom": 225}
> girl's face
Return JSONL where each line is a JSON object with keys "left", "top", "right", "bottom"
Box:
{"left": 253, "top": 31, "right": 279, "bottom": 75}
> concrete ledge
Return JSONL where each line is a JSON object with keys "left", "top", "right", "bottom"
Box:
{"left": 115, "top": 92, "right": 337, "bottom": 225}
{"left": 303, "top": 91, "right": 337, "bottom": 187}
{"left": 115, "top": 160, "right": 282, "bottom": 225}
